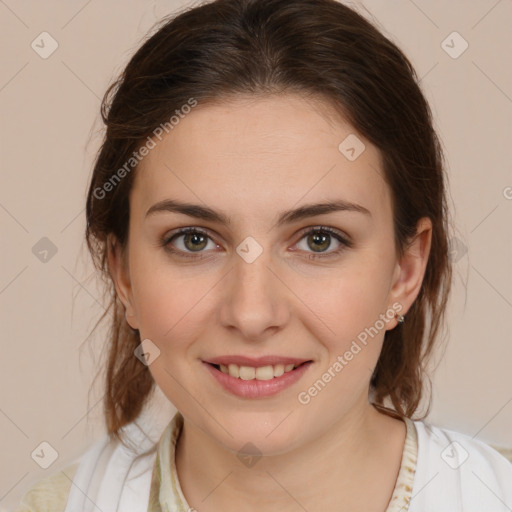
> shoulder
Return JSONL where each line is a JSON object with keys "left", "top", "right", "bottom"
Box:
{"left": 409, "top": 420, "right": 512, "bottom": 511}
{"left": 14, "top": 462, "right": 79, "bottom": 512}
{"left": 13, "top": 431, "right": 112, "bottom": 512}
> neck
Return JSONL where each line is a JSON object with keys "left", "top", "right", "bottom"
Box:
{"left": 174, "top": 398, "right": 405, "bottom": 512}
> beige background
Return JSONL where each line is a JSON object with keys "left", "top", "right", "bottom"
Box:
{"left": 1, "top": 0, "right": 511, "bottom": 509}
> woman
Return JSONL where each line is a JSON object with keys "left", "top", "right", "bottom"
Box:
{"left": 15, "top": 0, "right": 512, "bottom": 511}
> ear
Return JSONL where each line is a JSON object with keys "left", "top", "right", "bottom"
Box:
{"left": 387, "top": 217, "right": 432, "bottom": 328}
{"left": 107, "top": 234, "right": 139, "bottom": 330}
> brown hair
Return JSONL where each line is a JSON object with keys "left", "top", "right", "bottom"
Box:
{"left": 85, "top": 0, "right": 453, "bottom": 444}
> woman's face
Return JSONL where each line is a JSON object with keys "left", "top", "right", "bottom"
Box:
{"left": 110, "top": 93, "right": 431, "bottom": 455}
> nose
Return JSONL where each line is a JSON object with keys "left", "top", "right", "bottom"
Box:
{"left": 219, "top": 245, "right": 291, "bottom": 342}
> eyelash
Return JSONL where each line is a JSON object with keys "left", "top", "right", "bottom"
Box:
{"left": 160, "top": 226, "right": 353, "bottom": 261}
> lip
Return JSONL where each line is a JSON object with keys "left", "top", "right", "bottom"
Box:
{"left": 204, "top": 355, "right": 311, "bottom": 367}
{"left": 203, "top": 360, "right": 313, "bottom": 399}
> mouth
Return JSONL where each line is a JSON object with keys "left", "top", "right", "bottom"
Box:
{"left": 206, "top": 361, "right": 311, "bottom": 380}
{"left": 202, "top": 358, "right": 313, "bottom": 398}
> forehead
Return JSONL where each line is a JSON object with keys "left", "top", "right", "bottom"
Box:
{"left": 132, "top": 94, "right": 391, "bottom": 227}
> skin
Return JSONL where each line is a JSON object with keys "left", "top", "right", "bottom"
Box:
{"left": 108, "top": 93, "right": 432, "bottom": 511}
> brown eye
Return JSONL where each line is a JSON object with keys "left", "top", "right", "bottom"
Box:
{"left": 295, "top": 226, "right": 353, "bottom": 260}
{"left": 162, "top": 227, "right": 218, "bottom": 259}
{"left": 306, "top": 231, "right": 331, "bottom": 252}
{"left": 182, "top": 231, "right": 208, "bottom": 252}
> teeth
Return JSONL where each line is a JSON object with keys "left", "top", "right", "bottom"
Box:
{"left": 239, "top": 366, "right": 255, "bottom": 380}
{"left": 255, "top": 366, "right": 274, "bottom": 380}
{"left": 273, "top": 364, "right": 284, "bottom": 377}
{"left": 217, "top": 362, "right": 301, "bottom": 380}
{"left": 228, "top": 364, "right": 239, "bottom": 378}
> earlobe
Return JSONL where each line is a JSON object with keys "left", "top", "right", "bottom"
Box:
{"left": 107, "top": 235, "right": 139, "bottom": 330}
{"left": 388, "top": 217, "right": 433, "bottom": 325}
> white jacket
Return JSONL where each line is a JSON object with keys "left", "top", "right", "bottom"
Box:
{"left": 409, "top": 421, "right": 512, "bottom": 511}
{"left": 63, "top": 418, "right": 512, "bottom": 512}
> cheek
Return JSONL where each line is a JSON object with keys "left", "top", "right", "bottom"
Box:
{"left": 129, "top": 253, "right": 216, "bottom": 347}
{"left": 135, "top": 279, "right": 196, "bottom": 340}
{"left": 296, "top": 273, "right": 389, "bottom": 413}
{"left": 131, "top": 269, "right": 208, "bottom": 406}
{"left": 296, "top": 264, "right": 390, "bottom": 345}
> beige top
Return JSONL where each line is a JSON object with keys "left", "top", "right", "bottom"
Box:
{"left": 15, "top": 412, "right": 418, "bottom": 512}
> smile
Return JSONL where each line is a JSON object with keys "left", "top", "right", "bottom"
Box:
{"left": 202, "top": 360, "right": 313, "bottom": 398}
{"left": 216, "top": 362, "right": 303, "bottom": 380}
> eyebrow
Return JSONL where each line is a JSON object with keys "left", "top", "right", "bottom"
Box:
{"left": 145, "top": 198, "right": 371, "bottom": 226}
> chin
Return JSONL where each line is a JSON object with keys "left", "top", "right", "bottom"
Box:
{"left": 204, "top": 409, "right": 308, "bottom": 457}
